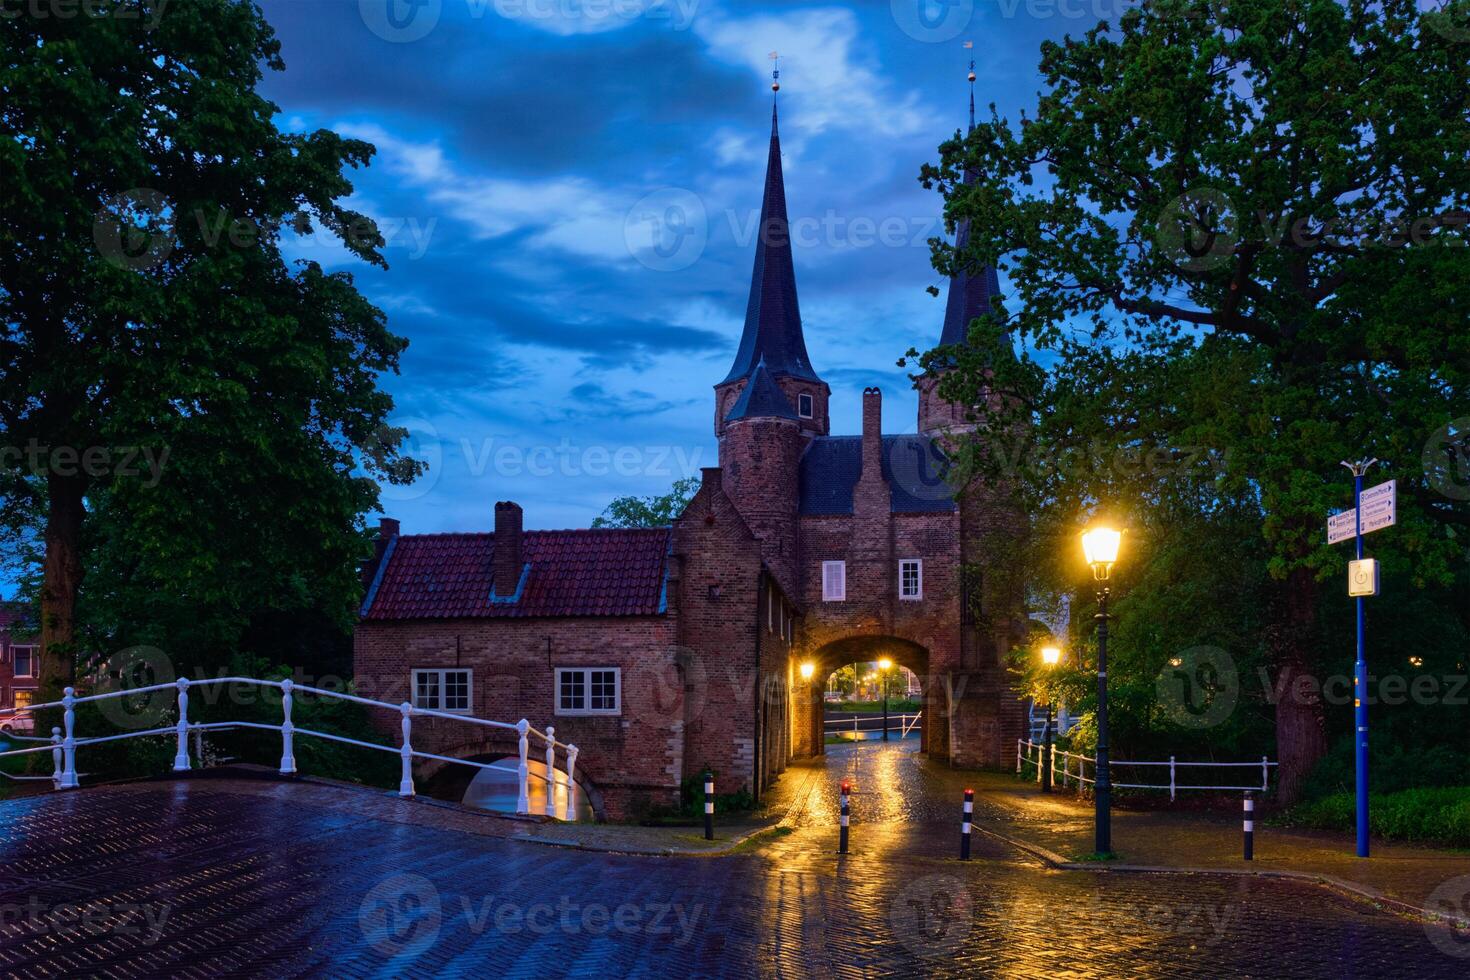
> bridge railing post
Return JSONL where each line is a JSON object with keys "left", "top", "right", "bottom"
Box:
{"left": 515, "top": 719, "right": 530, "bottom": 815}
{"left": 279, "top": 679, "right": 297, "bottom": 774}
{"left": 398, "top": 702, "right": 415, "bottom": 797}
{"left": 544, "top": 726, "right": 557, "bottom": 817}
{"left": 172, "top": 677, "right": 191, "bottom": 771}
{"left": 564, "top": 745, "right": 579, "bottom": 821}
{"left": 60, "top": 687, "right": 77, "bottom": 789}
{"left": 50, "top": 727, "right": 62, "bottom": 790}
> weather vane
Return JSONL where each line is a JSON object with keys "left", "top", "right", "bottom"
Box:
{"left": 964, "top": 40, "right": 975, "bottom": 129}
{"left": 770, "top": 50, "right": 780, "bottom": 92}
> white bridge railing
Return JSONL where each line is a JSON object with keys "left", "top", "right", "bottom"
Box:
{"left": 824, "top": 712, "right": 923, "bottom": 739}
{"left": 1018, "top": 739, "right": 1274, "bottom": 800}
{"left": 0, "top": 677, "right": 580, "bottom": 820}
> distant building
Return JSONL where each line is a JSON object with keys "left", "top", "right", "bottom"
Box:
{"left": 0, "top": 604, "right": 38, "bottom": 734}
{"left": 355, "top": 96, "right": 1025, "bottom": 819}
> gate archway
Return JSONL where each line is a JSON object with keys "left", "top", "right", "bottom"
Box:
{"left": 793, "top": 636, "right": 930, "bottom": 757}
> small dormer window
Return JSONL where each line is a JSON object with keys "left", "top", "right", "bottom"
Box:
{"left": 797, "top": 393, "right": 814, "bottom": 418}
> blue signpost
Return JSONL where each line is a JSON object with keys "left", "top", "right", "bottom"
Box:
{"left": 1332, "top": 460, "right": 1394, "bottom": 859}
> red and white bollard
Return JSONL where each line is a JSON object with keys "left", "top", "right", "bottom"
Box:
{"left": 960, "top": 788, "right": 974, "bottom": 860}
{"left": 703, "top": 772, "right": 714, "bottom": 840}
{"left": 839, "top": 780, "right": 850, "bottom": 854}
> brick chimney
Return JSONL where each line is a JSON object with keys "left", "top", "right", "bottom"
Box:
{"left": 361, "top": 516, "right": 400, "bottom": 591}
{"left": 860, "top": 387, "right": 883, "bottom": 482}
{"left": 493, "top": 501, "right": 523, "bottom": 596}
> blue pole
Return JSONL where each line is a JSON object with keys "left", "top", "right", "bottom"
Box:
{"left": 1353, "top": 468, "right": 1370, "bottom": 858}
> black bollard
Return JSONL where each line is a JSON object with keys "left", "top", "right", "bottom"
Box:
{"left": 961, "top": 788, "right": 974, "bottom": 860}
{"left": 703, "top": 772, "right": 714, "bottom": 840}
{"left": 839, "top": 781, "right": 850, "bottom": 855}
{"left": 1243, "top": 791, "right": 1254, "bottom": 861}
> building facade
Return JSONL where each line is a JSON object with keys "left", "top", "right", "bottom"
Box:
{"left": 0, "top": 605, "right": 39, "bottom": 735}
{"left": 354, "top": 96, "right": 1026, "bottom": 820}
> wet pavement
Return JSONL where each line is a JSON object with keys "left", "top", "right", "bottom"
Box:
{"left": 1, "top": 745, "right": 1467, "bottom": 977}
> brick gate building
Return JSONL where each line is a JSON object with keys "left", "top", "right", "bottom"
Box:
{"left": 354, "top": 94, "right": 1026, "bottom": 820}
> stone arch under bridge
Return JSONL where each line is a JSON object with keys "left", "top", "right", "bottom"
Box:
{"left": 416, "top": 735, "right": 603, "bottom": 821}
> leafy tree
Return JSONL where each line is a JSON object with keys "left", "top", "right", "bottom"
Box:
{"left": 0, "top": 1, "right": 422, "bottom": 694}
{"left": 920, "top": 0, "right": 1470, "bottom": 799}
{"left": 591, "top": 477, "right": 699, "bottom": 528}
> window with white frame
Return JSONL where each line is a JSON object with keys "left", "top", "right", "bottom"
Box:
{"left": 12, "top": 646, "right": 35, "bottom": 678}
{"left": 899, "top": 559, "right": 923, "bottom": 600}
{"left": 797, "top": 393, "right": 814, "bottom": 418}
{"left": 556, "top": 667, "right": 621, "bottom": 716}
{"left": 411, "top": 668, "right": 472, "bottom": 713}
{"left": 822, "top": 560, "right": 846, "bottom": 601}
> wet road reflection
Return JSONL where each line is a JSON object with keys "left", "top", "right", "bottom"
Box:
{"left": 0, "top": 755, "right": 1462, "bottom": 977}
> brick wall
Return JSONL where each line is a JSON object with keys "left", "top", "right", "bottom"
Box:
{"left": 353, "top": 613, "right": 683, "bottom": 820}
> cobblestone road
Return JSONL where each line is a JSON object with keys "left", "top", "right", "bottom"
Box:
{"left": 1, "top": 746, "right": 1466, "bottom": 977}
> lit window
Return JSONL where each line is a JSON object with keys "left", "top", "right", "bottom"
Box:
{"left": 410, "top": 669, "right": 473, "bottom": 714}
{"left": 822, "top": 561, "right": 846, "bottom": 602}
{"left": 797, "top": 393, "right": 814, "bottom": 418}
{"left": 13, "top": 690, "right": 33, "bottom": 712}
{"left": 12, "top": 646, "right": 35, "bottom": 678}
{"left": 900, "top": 559, "right": 923, "bottom": 600}
{"left": 555, "top": 667, "right": 621, "bottom": 717}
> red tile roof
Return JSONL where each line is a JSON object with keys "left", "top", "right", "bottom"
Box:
{"left": 361, "top": 528, "right": 672, "bottom": 621}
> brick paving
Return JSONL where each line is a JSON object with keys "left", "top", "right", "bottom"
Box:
{"left": 1, "top": 755, "right": 1468, "bottom": 977}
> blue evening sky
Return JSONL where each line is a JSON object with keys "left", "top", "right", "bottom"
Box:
{"left": 260, "top": 0, "right": 1099, "bottom": 533}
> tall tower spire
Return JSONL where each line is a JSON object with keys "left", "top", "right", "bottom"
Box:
{"left": 938, "top": 43, "right": 1001, "bottom": 349}
{"left": 719, "top": 65, "right": 823, "bottom": 387}
{"left": 715, "top": 65, "right": 830, "bottom": 437}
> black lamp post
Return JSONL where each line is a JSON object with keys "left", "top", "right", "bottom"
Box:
{"left": 878, "top": 658, "right": 892, "bottom": 741}
{"left": 1082, "top": 525, "right": 1122, "bottom": 857}
{"left": 1039, "top": 645, "right": 1061, "bottom": 793}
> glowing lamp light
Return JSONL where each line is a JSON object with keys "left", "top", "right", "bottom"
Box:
{"left": 1041, "top": 645, "right": 1062, "bottom": 666}
{"left": 878, "top": 658, "right": 893, "bottom": 671}
{"left": 799, "top": 662, "right": 815, "bottom": 681}
{"left": 1081, "top": 525, "right": 1123, "bottom": 580}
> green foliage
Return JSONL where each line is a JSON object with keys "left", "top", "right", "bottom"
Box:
{"left": 921, "top": 0, "right": 1470, "bottom": 796}
{"left": 591, "top": 477, "right": 699, "bottom": 529}
{"left": 1279, "top": 787, "right": 1470, "bottom": 848}
{"left": 0, "top": 0, "right": 423, "bottom": 683}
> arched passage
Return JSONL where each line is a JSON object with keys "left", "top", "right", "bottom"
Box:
{"left": 791, "top": 636, "right": 930, "bottom": 759}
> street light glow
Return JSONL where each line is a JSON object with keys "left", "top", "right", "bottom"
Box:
{"left": 878, "top": 658, "right": 893, "bottom": 671}
{"left": 1081, "top": 525, "right": 1123, "bottom": 580}
{"left": 1041, "top": 645, "right": 1062, "bottom": 666}
{"left": 799, "top": 662, "right": 815, "bottom": 680}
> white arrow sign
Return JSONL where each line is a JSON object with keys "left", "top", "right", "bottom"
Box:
{"left": 1328, "top": 480, "right": 1396, "bottom": 545}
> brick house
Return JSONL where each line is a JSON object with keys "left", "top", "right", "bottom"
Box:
{"left": 1, "top": 604, "right": 39, "bottom": 735}
{"left": 354, "top": 97, "right": 1025, "bottom": 819}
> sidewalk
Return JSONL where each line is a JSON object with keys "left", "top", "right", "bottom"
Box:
{"left": 965, "top": 769, "right": 1470, "bottom": 921}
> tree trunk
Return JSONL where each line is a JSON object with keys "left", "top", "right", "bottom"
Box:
{"left": 39, "top": 472, "right": 85, "bottom": 695}
{"left": 1269, "top": 565, "right": 1327, "bottom": 804}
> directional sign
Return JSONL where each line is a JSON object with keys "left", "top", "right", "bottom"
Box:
{"left": 1327, "top": 480, "right": 1396, "bottom": 545}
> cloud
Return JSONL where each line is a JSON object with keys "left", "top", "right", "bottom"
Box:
{"left": 694, "top": 7, "right": 927, "bottom": 139}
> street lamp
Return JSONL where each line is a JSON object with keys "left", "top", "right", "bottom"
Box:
{"left": 1081, "top": 523, "right": 1123, "bottom": 856}
{"left": 1039, "top": 645, "right": 1062, "bottom": 793}
{"left": 799, "top": 662, "right": 815, "bottom": 681}
{"left": 878, "top": 658, "right": 893, "bottom": 741}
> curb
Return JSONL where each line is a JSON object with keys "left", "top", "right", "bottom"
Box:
{"left": 971, "top": 821, "right": 1469, "bottom": 930}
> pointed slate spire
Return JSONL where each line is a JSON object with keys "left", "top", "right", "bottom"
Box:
{"left": 939, "top": 51, "right": 1004, "bottom": 349}
{"left": 720, "top": 96, "right": 822, "bottom": 385}
{"left": 725, "top": 356, "right": 798, "bottom": 422}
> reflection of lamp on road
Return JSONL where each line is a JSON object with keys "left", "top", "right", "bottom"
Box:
{"left": 1081, "top": 523, "right": 1123, "bottom": 857}
{"left": 1039, "top": 645, "right": 1062, "bottom": 793}
{"left": 878, "top": 658, "right": 893, "bottom": 742}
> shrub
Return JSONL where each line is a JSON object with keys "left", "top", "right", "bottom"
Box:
{"left": 1278, "top": 786, "right": 1470, "bottom": 847}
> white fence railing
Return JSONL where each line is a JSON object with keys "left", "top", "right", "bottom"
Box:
{"left": 1017, "top": 739, "right": 1274, "bottom": 800}
{"left": 824, "top": 713, "right": 923, "bottom": 738}
{"left": 0, "top": 677, "right": 581, "bottom": 820}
